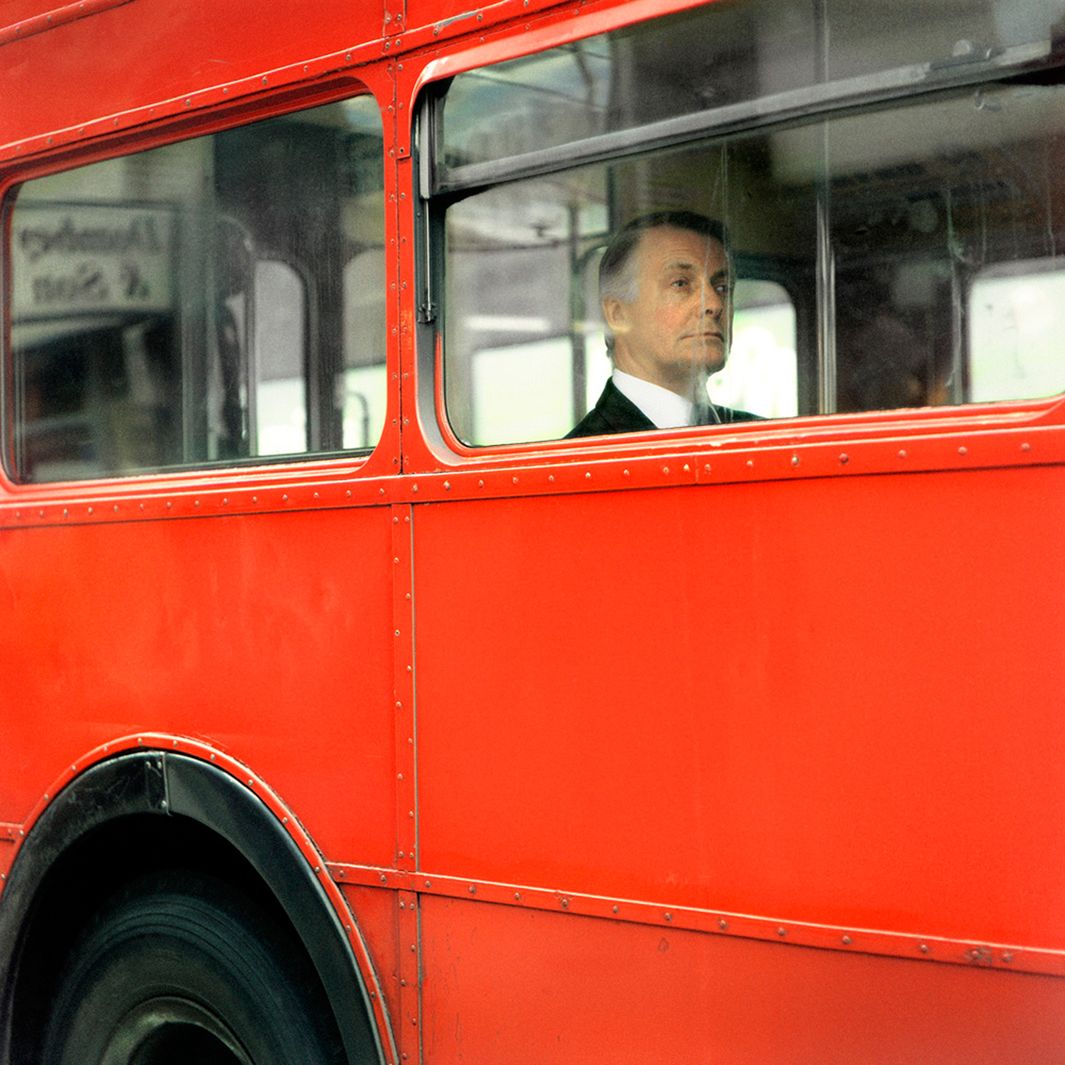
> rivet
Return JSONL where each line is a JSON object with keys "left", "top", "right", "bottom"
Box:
{"left": 478, "top": 479, "right": 485, "bottom": 488}
{"left": 1021, "top": 442, "right": 1031, "bottom": 452}
{"left": 898, "top": 449, "right": 907, "bottom": 459}
{"left": 842, "top": 934, "right": 852, "bottom": 945}
{"left": 624, "top": 469, "right": 631, "bottom": 476}
{"left": 512, "top": 476, "right": 519, "bottom": 484}
{"left": 514, "top": 892, "right": 522, "bottom": 901}
{"left": 261, "top": 76, "right": 268, "bottom": 85}
{"left": 223, "top": 497, "right": 229, "bottom": 505}
{"left": 560, "top": 897, "right": 569, "bottom": 909}
{"left": 718, "top": 918, "right": 728, "bottom": 930}
{"left": 397, "top": 772, "right": 404, "bottom": 781}
{"left": 790, "top": 455, "right": 800, "bottom": 467}
{"left": 919, "top": 943, "right": 929, "bottom": 954}
{"left": 395, "top": 629, "right": 401, "bottom": 636}
{"left": 425, "top": 880, "right": 432, "bottom": 888}
{"left": 777, "top": 927, "right": 787, "bottom": 937}
{"left": 612, "top": 905, "right": 620, "bottom": 914}
{"left": 88, "top": 506, "right": 94, "bottom": 515}
{"left": 1003, "top": 952, "right": 1014, "bottom": 963}
{"left": 443, "top": 481, "right": 451, "bottom": 490}
{"left": 958, "top": 446, "right": 968, "bottom": 456}
{"left": 839, "top": 453, "right": 849, "bottom": 464}
{"left": 394, "top": 556, "right": 400, "bottom": 564}
{"left": 746, "top": 459, "right": 754, "bottom": 468}
{"left": 664, "top": 912, "right": 672, "bottom": 921}
{"left": 282, "top": 494, "right": 289, "bottom": 502}
{"left": 548, "top": 474, "right": 555, "bottom": 483}
{"left": 346, "top": 52, "right": 352, "bottom": 61}
{"left": 584, "top": 471, "right": 592, "bottom": 480}
{"left": 468, "top": 884, "right": 476, "bottom": 894}
{"left": 412, "top": 484, "right": 418, "bottom": 492}
{"left": 662, "top": 466, "right": 670, "bottom": 475}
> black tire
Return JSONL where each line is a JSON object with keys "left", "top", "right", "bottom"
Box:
{"left": 39, "top": 871, "right": 345, "bottom": 1065}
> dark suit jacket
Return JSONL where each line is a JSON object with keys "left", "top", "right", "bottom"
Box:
{"left": 566, "top": 380, "right": 760, "bottom": 439}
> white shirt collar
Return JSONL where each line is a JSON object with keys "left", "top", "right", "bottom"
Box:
{"left": 612, "top": 369, "right": 696, "bottom": 429}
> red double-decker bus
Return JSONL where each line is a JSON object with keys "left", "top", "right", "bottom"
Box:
{"left": 2, "top": 0, "right": 1065, "bottom": 1061}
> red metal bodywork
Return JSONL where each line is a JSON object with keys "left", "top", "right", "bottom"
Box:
{"left": 1, "top": 1, "right": 1064, "bottom": 1062}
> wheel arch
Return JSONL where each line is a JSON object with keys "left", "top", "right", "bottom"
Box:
{"left": 0, "top": 750, "right": 384, "bottom": 1065}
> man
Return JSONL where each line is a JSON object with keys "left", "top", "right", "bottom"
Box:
{"left": 567, "top": 211, "right": 758, "bottom": 438}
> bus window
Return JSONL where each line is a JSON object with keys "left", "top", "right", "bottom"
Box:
{"left": 431, "top": 0, "right": 1065, "bottom": 445}
{"left": 7, "top": 94, "right": 385, "bottom": 483}
{"left": 969, "top": 260, "right": 1065, "bottom": 403}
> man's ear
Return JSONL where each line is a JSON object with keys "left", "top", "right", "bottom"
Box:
{"left": 602, "top": 296, "right": 631, "bottom": 336}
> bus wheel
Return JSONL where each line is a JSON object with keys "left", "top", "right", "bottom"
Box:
{"left": 39, "top": 871, "right": 343, "bottom": 1065}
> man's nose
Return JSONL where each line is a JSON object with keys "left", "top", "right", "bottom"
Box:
{"left": 698, "top": 281, "right": 723, "bottom": 317}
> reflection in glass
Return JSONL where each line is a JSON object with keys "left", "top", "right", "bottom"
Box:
{"left": 439, "top": 0, "right": 1062, "bottom": 176}
{"left": 9, "top": 96, "right": 385, "bottom": 482}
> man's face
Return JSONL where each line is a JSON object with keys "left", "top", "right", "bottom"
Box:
{"left": 604, "top": 226, "right": 732, "bottom": 396}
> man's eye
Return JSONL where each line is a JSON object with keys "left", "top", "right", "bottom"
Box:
{"left": 671, "top": 277, "right": 690, "bottom": 288}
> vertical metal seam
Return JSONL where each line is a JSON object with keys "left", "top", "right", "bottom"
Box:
{"left": 391, "top": 501, "right": 419, "bottom": 1063}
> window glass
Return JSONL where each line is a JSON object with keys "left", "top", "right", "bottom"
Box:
{"left": 439, "top": 0, "right": 1062, "bottom": 177}
{"left": 441, "top": 74, "right": 1065, "bottom": 443}
{"left": 970, "top": 261, "right": 1065, "bottom": 402}
{"left": 710, "top": 281, "right": 798, "bottom": 419}
{"left": 8, "top": 95, "right": 385, "bottom": 482}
